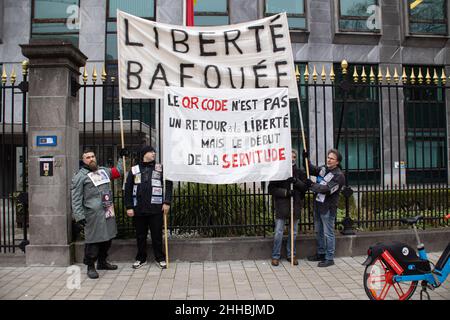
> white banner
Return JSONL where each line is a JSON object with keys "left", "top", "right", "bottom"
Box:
{"left": 117, "top": 10, "right": 298, "bottom": 99}
{"left": 163, "top": 87, "right": 292, "bottom": 184}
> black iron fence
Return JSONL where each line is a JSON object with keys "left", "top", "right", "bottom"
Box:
{"left": 1, "top": 61, "right": 450, "bottom": 252}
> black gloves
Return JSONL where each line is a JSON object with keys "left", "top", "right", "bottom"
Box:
{"left": 305, "top": 179, "right": 313, "bottom": 189}
{"left": 302, "top": 149, "right": 309, "bottom": 169}
{"left": 287, "top": 177, "right": 298, "bottom": 184}
{"left": 77, "top": 219, "right": 86, "bottom": 228}
{"left": 119, "top": 148, "right": 130, "bottom": 157}
{"left": 287, "top": 189, "right": 296, "bottom": 197}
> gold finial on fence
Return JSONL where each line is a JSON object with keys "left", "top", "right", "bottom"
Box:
{"left": 10, "top": 67, "right": 17, "bottom": 85}
{"left": 304, "top": 64, "right": 309, "bottom": 82}
{"left": 111, "top": 76, "right": 116, "bottom": 83}
{"left": 361, "top": 66, "right": 367, "bottom": 83}
{"left": 417, "top": 68, "right": 423, "bottom": 84}
{"left": 341, "top": 60, "right": 348, "bottom": 75}
{"left": 353, "top": 66, "right": 359, "bottom": 83}
{"left": 402, "top": 67, "right": 407, "bottom": 84}
{"left": 82, "top": 66, "right": 88, "bottom": 84}
{"left": 330, "top": 64, "right": 335, "bottom": 82}
{"left": 393, "top": 67, "right": 399, "bottom": 83}
{"left": 441, "top": 68, "right": 447, "bottom": 85}
{"left": 295, "top": 64, "right": 300, "bottom": 82}
{"left": 101, "top": 65, "right": 107, "bottom": 83}
{"left": 2, "top": 66, "right": 7, "bottom": 85}
{"left": 321, "top": 65, "right": 326, "bottom": 82}
{"left": 92, "top": 66, "right": 98, "bottom": 83}
{"left": 432, "top": 68, "right": 438, "bottom": 85}
{"left": 22, "top": 60, "right": 29, "bottom": 77}
{"left": 369, "top": 66, "right": 375, "bottom": 83}
{"left": 377, "top": 68, "right": 383, "bottom": 83}
{"left": 385, "top": 67, "right": 391, "bottom": 83}
{"left": 410, "top": 68, "right": 416, "bottom": 84}
{"left": 312, "top": 64, "right": 318, "bottom": 82}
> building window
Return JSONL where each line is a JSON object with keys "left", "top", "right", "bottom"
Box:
{"left": 106, "top": 0, "right": 156, "bottom": 61}
{"left": 31, "top": 0, "right": 80, "bottom": 46}
{"left": 404, "top": 66, "right": 447, "bottom": 183}
{"left": 194, "top": 0, "right": 229, "bottom": 26}
{"left": 265, "top": 0, "right": 307, "bottom": 30}
{"left": 333, "top": 63, "right": 381, "bottom": 185}
{"left": 408, "top": 0, "right": 448, "bottom": 35}
{"left": 338, "top": 0, "right": 380, "bottom": 33}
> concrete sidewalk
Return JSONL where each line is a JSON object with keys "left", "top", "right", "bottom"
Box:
{"left": 0, "top": 252, "right": 448, "bottom": 300}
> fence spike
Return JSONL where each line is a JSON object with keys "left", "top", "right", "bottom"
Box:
{"left": 321, "top": 65, "right": 326, "bottom": 82}
{"left": 10, "top": 66, "right": 16, "bottom": 85}
{"left": 312, "top": 64, "right": 318, "bottom": 82}
{"left": 295, "top": 64, "right": 300, "bottom": 82}
{"left": 22, "top": 60, "right": 29, "bottom": 77}
{"left": 402, "top": 67, "right": 407, "bottom": 84}
{"left": 432, "top": 68, "right": 438, "bottom": 85}
{"left": 303, "top": 64, "right": 309, "bottom": 82}
{"left": 353, "top": 66, "right": 359, "bottom": 83}
{"left": 341, "top": 60, "right": 348, "bottom": 75}
{"left": 369, "top": 66, "right": 375, "bottom": 83}
{"left": 410, "top": 68, "right": 416, "bottom": 84}
{"left": 361, "top": 66, "right": 367, "bottom": 83}
{"left": 82, "top": 66, "right": 88, "bottom": 84}
{"left": 385, "top": 67, "right": 391, "bottom": 83}
{"left": 92, "top": 66, "right": 98, "bottom": 83}
{"left": 417, "top": 67, "right": 423, "bottom": 84}
{"left": 1, "top": 65, "right": 7, "bottom": 85}
{"left": 393, "top": 67, "right": 399, "bottom": 83}
{"left": 377, "top": 68, "right": 383, "bottom": 83}
{"left": 101, "top": 64, "right": 107, "bottom": 82}
{"left": 441, "top": 68, "right": 446, "bottom": 85}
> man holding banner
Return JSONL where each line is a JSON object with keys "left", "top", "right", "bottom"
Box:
{"left": 124, "top": 146, "right": 173, "bottom": 269}
{"left": 268, "top": 150, "right": 308, "bottom": 266}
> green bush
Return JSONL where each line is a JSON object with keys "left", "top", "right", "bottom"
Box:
{"left": 171, "top": 183, "right": 272, "bottom": 237}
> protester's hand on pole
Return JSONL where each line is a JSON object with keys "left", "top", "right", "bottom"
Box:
{"left": 162, "top": 204, "right": 170, "bottom": 216}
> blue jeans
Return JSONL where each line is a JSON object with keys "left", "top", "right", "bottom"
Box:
{"left": 314, "top": 209, "right": 336, "bottom": 261}
{"left": 272, "top": 218, "right": 298, "bottom": 259}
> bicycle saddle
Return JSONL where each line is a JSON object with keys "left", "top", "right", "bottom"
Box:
{"left": 400, "top": 215, "right": 423, "bottom": 225}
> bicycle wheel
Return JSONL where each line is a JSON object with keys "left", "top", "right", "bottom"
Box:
{"left": 363, "top": 256, "right": 418, "bottom": 300}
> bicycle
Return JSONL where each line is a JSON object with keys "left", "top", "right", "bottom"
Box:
{"left": 362, "top": 213, "right": 450, "bottom": 300}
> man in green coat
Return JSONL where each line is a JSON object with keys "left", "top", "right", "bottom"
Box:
{"left": 71, "top": 148, "right": 126, "bottom": 279}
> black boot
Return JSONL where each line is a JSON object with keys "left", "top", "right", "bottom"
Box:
{"left": 307, "top": 254, "right": 326, "bottom": 262}
{"left": 97, "top": 260, "right": 118, "bottom": 270}
{"left": 87, "top": 265, "right": 99, "bottom": 279}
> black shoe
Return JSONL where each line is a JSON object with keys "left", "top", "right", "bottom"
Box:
{"left": 87, "top": 265, "right": 99, "bottom": 279}
{"left": 318, "top": 260, "right": 335, "bottom": 268}
{"left": 287, "top": 256, "right": 299, "bottom": 265}
{"left": 307, "top": 254, "right": 326, "bottom": 262}
{"left": 97, "top": 261, "right": 118, "bottom": 270}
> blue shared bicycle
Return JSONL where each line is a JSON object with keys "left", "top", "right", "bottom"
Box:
{"left": 362, "top": 214, "right": 450, "bottom": 300}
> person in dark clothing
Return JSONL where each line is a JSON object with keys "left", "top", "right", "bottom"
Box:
{"left": 268, "top": 150, "right": 308, "bottom": 266}
{"left": 305, "top": 149, "right": 345, "bottom": 267}
{"left": 124, "top": 145, "right": 173, "bottom": 269}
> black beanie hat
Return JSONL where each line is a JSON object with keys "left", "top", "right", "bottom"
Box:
{"left": 140, "top": 145, "right": 155, "bottom": 160}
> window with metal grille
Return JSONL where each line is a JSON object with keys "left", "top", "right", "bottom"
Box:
{"left": 333, "top": 63, "right": 381, "bottom": 185}
{"left": 403, "top": 65, "right": 447, "bottom": 184}
{"left": 194, "top": 0, "right": 229, "bottom": 26}
{"left": 408, "top": 0, "right": 448, "bottom": 35}
{"left": 31, "top": 0, "right": 80, "bottom": 46}
{"left": 338, "top": 0, "right": 380, "bottom": 33}
{"left": 265, "top": 0, "right": 307, "bottom": 30}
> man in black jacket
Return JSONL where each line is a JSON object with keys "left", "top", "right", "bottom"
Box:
{"left": 124, "top": 145, "right": 173, "bottom": 269}
{"left": 268, "top": 150, "right": 308, "bottom": 266}
{"left": 305, "top": 149, "right": 345, "bottom": 267}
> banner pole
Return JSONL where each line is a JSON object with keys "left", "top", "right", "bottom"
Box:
{"left": 164, "top": 210, "right": 169, "bottom": 268}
